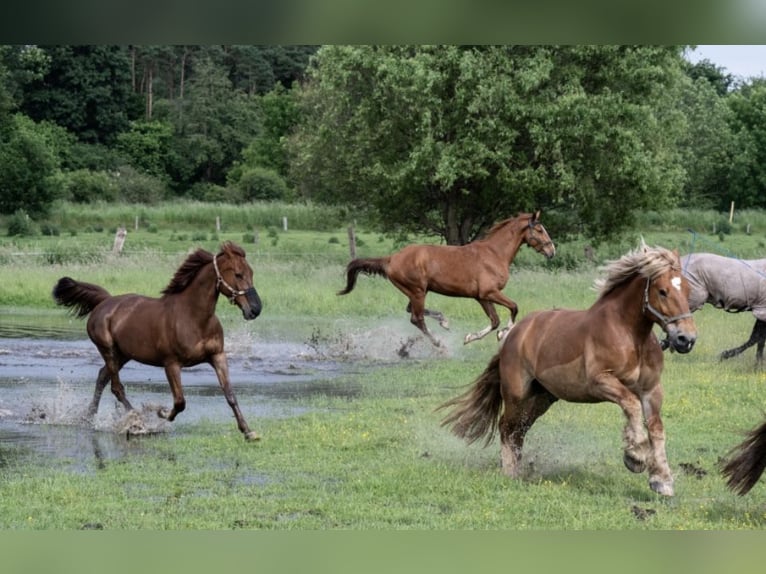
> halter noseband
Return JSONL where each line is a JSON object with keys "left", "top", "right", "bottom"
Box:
{"left": 642, "top": 276, "right": 693, "bottom": 328}
{"left": 526, "top": 221, "right": 554, "bottom": 251}
{"left": 213, "top": 253, "right": 249, "bottom": 304}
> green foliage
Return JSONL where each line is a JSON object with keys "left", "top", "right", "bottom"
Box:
{"left": 113, "top": 164, "right": 168, "bottom": 203}
{"left": 291, "top": 45, "right": 688, "bottom": 244}
{"left": 5, "top": 208, "right": 37, "bottom": 236}
{"left": 59, "top": 168, "right": 118, "bottom": 203}
{"left": 0, "top": 114, "right": 63, "bottom": 215}
{"left": 19, "top": 45, "right": 135, "bottom": 145}
{"left": 115, "top": 120, "right": 174, "bottom": 180}
{"left": 234, "top": 166, "right": 291, "bottom": 201}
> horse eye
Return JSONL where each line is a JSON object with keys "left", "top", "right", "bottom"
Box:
{"left": 659, "top": 288, "right": 668, "bottom": 298}
{"left": 235, "top": 273, "right": 244, "bottom": 280}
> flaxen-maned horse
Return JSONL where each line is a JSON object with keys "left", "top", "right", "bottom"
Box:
{"left": 52, "top": 241, "right": 262, "bottom": 440}
{"left": 440, "top": 243, "right": 697, "bottom": 496}
{"left": 337, "top": 211, "right": 555, "bottom": 346}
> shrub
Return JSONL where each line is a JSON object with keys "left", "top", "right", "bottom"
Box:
{"left": 59, "top": 169, "right": 118, "bottom": 203}
{"left": 235, "top": 167, "right": 291, "bottom": 201}
{"left": 187, "top": 182, "right": 239, "bottom": 203}
{"left": 114, "top": 165, "right": 169, "bottom": 204}
{"left": 6, "top": 209, "right": 38, "bottom": 237}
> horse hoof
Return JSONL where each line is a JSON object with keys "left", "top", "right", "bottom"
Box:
{"left": 157, "top": 407, "right": 170, "bottom": 420}
{"left": 650, "top": 480, "right": 674, "bottom": 497}
{"left": 439, "top": 320, "right": 450, "bottom": 330}
{"left": 623, "top": 453, "right": 646, "bottom": 474}
{"left": 244, "top": 431, "right": 261, "bottom": 441}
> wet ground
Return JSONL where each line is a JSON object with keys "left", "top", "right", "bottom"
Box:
{"left": 0, "top": 311, "right": 380, "bottom": 471}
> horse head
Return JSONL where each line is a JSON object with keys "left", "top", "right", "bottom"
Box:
{"left": 524, "top": 210, "right": 556, "bottom": 259}
{"left": 214, "top": 242, "right": 262, "bottom": 320}
{"left": 643, "top": 249, "right": 696, "bottom": 354}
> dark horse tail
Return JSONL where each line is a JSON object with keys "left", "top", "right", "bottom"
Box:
{"left": 438, "top": 353, "right": 503, "bottom": 447}
{"left": 52, "top": 277, "right": 111, "bottom": 318}
{"left": 721, "top": 417, "right": 766, "bottom": 495}
{"left": 337, "top": 257, "right": 389, "bottom": 295}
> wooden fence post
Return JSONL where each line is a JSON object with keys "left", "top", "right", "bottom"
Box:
{"left": 348, "top": 225, "right": 357, "bottom": 260}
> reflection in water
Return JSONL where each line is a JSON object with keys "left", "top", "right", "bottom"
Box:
{"left": 0, "top": 320, "right": 369, "bottom": 471}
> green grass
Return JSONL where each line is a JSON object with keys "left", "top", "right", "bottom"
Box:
{"left": 1, "top": 340, "right": 765, "bottom": 530}
{"left": 3, "top": 203, "right": 766, "bottom": 529}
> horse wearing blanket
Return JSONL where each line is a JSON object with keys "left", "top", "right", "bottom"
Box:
{"left": 681, "top": 252, "right": 766, "bottom": 364}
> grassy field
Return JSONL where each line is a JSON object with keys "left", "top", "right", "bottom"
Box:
{"left": 2, "top": 202, "right": 766, "bottom": 530}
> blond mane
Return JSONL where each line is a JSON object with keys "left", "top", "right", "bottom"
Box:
{"left": 594, "top": 242, "right": 681, "bottom": 298}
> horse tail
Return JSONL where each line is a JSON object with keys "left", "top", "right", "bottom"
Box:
{"left": 438, "top": 353, "right": 504, "bottom": 447}
{"left": 721, "top": 417, "right": 766, "bottom": 495}
{"left": 52, "top": 277, "right": 111, "bottom": 318}
{"left": 337, "top": 257, "right": 389, "bottom": 295}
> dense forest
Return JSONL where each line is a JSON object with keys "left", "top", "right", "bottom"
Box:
{"left": 1, "top": 45, "right": 765, "bottom": 244}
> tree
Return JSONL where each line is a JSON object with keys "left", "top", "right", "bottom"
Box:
{"left": 0, "top": 114, "right": 64, "bottom": 215}
{"left": 676, "top": 74, "right": 738, "bottom": 209}
{"left": 290, "top": 45, "right": 688, "bottom": 244}
{"left": 725, "top": 79, "right": 766, "bottom": 210}
{"left": 19, "top": 45, "right": 137, "bottom": 145}
{"left": 159, "top": 55, "right": 260, "bottom": 189}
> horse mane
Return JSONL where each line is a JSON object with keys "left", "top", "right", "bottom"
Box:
{"left": 483, "top": 212, "right": 534, "bottom": 239}
{"left": 161, "top": 242, "right": 246, "bottom": 296}
{"left": 594, "top": 242, "right": 681, "bottom": 298}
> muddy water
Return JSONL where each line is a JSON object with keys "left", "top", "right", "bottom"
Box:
{"left": 0, "top": 311, "right": 382, "bottom": 471}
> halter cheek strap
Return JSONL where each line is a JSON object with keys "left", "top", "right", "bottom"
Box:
{"left": 642, "top": 277, "right": 693, "bottom": 328}
{"left": 213, "top": 254, "right": 248, "bottom": 304}
{"left": 526, "top": 223, "right": 554, "bottom": 251}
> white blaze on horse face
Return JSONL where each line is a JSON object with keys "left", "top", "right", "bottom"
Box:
{"left": 671, "top": 276, "right": 682, "bottom": 292}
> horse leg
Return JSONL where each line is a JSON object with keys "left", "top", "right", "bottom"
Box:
{"left": 589, "top": 375, "right": 655, "bottom": 481}
{"left": 464, "top": 300, "right": 500, "bottom": 344}
{"left": 86, "top": 365, "right": 111, "bottom": 419}
{"left": 472, "top": 291, "right": 519, "bottom": 342}
{"left": 720, "top": 319, "right": 763, "bottom": 361}
{"left": 158, "top": 363, "right": 186, "bottom": 422}
{"left": 641, "top": 385, "right": 674, "bottom": 496}
{"left": 101, "top": 353, "right": 134, "bottom": 414}
{"left": 210, "top": 353, "right": 258, "bottom": 441}
{"left": 406, "top": 302, "right": 449, "bottom": 330}
{"left": 498, "top": 390, "right": 557, "bottom": 477}
{"left": 406, "top": 294, "right": 441, "bottom": 347}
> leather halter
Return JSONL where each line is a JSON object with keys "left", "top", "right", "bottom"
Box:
{"left": 526, "top": 221, "right": 554, "bottom": 251}
{"left": 642, "top": 277, "right": 693, "bottom": 328}
{"left": 212, "top": 253, "right": 249, "bottom": 304}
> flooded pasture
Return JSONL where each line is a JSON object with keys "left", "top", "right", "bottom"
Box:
{"left": 0, "top": 309, "right": 449, "bottom": 473}
{"left": 0, "top": 312, "right": 381, "bottom": 472}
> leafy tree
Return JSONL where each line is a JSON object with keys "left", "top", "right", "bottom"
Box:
{"left": 159, "top": 55, "right": 261, "bottom": 189}
{"left": 676, "top": 74, "right": 738, "bottom": 209}
{"left": 684, "top": 56, "right": 735, "bottom": 96}
{"left": 231, "top": 84, "right": 297, "bottom": 181}
{"left": 19, "top": 45, "right": 136, "bottom": 145}
{"left": 291, "top": 45, "right": 688, "bottom": 244}
{"left": 115, "top": 119, "right": 174, "bottom": 180}
{"left": 725, "top": 79, "right": 766, "bottom": 209}
{"left": 0, "top": 114, "right": 63, "bottom": 215}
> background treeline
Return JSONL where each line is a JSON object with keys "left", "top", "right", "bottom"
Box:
{"left": 2, "top": 45, "right": 766, "bottom": 245}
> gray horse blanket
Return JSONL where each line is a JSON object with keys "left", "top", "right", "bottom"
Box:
{"left": 681, "top": 253, "right": 766, "bottom": 321}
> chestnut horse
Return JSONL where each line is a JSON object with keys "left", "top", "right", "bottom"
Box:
{"left": 52, "top": 241, "right": 262, "bottom": 441}
{"left": 337, "top": 211, "right": 555, "bottom": 346}
{"left": 440, "top": 243, "right": 697, "bottom": 496}
{"left": 721, "top": 416, "right": 766, "bottom": 495}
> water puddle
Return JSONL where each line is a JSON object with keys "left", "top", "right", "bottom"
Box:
{"left": 0, "top": 308, "right": 450, "bottom": 472}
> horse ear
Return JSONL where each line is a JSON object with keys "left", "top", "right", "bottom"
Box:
{"left": 533, "top": 209, "right": 541, "bottom": 222}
